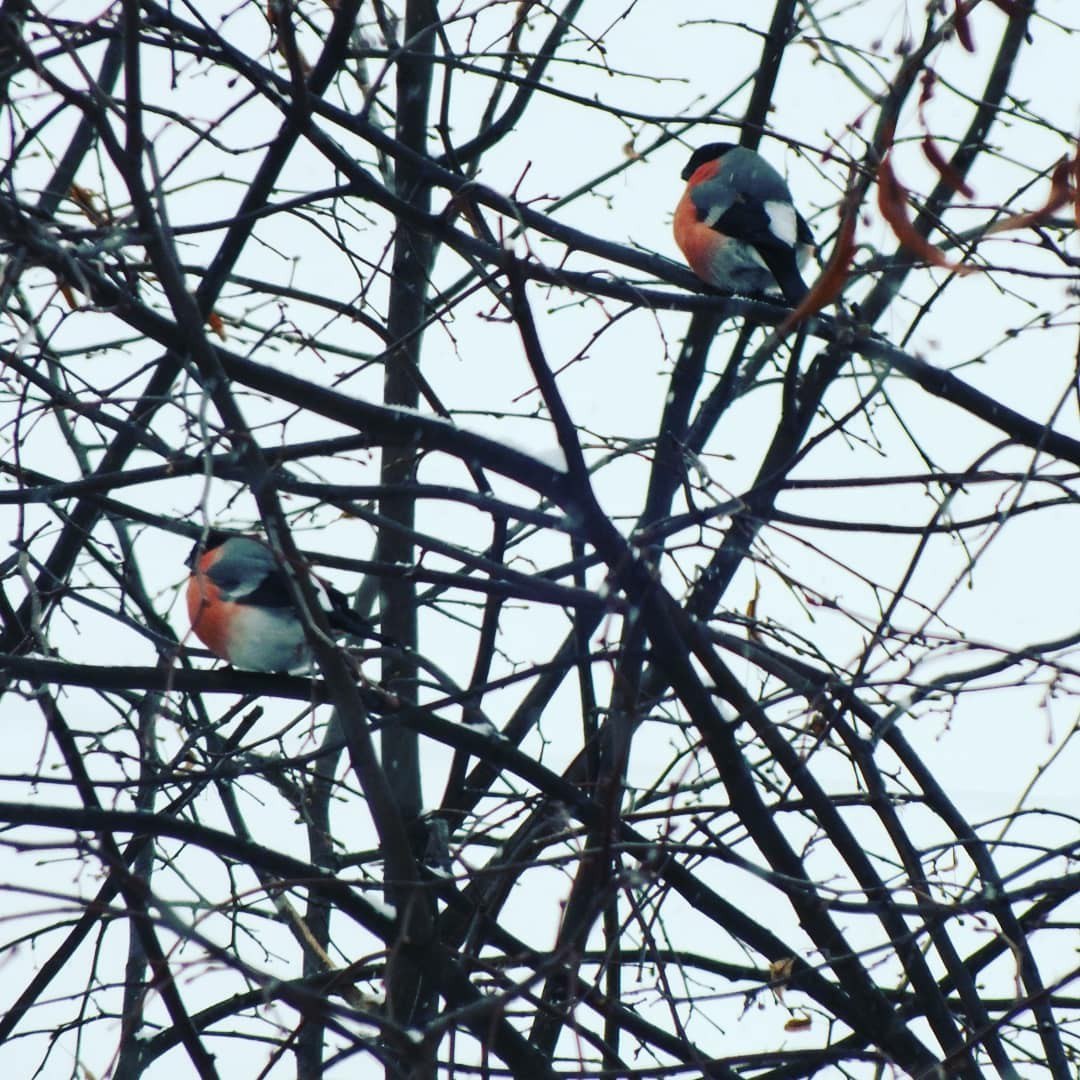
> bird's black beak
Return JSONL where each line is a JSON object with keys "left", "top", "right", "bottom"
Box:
{"left": 184, "top": 540, "right": 202, "bottom": 570}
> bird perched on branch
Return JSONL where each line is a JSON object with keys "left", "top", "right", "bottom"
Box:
{"left": 185, "top": 532, "right": 385, "bottom": 673}
{"left": 674, "top": 142, "right": 814, "bottom": 305}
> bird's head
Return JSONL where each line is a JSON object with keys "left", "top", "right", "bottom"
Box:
{"left": 680, "top": 142, "right": 738, "bottom": 181}
{"left": 185, "top": 529, "right": 234, "bottom": 569}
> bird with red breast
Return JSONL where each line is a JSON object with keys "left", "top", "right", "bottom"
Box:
{"left": 185, "top": 531, "right": 386, "bottom": 673}
{"left": 674, "top": 141, "right": 814, "bottom": 305}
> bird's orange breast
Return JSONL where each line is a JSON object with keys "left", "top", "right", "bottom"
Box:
{"left": 674, "top": 187, "right": 722, "bottom": 285}
{"left": 186, "top": 562, "right": 233, "bottom": 659}
{"left": 674, "top": 158, "right": 724, "bottom": 283}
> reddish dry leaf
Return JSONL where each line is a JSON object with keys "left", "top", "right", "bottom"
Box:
{"left": 877, "top": 155, "right": 975, "bottom": 274}
{"left": 1072, "top": 147, "right": 1080, "bottom": 228}
{"left": 785, "top": 1015, "right": 813, "bottom": 1032}
{"left": 207, "top": 311, "right": 227, "bottom": 340}
{"left": 922, "top": 137, "right": 975, "bottom": 198}
{"left": 777, "top": 180, "right": 859, "bottom": 332}
{"left": 746, "top": 578, "right": 762, "bottom": 643}
{"left": 276, "top": 36, "right": 313, "bottom": 75}
{"left": 266, "top": 1, "right": 313, "bottom": 74}
{"left": 953, "top": 0, "right": 975, "bottom": 52}
{"left": 919, "top": 68, "right": 937, "bottom": 107}
{"left": 985, "top": 155, "right": 1077, "bottom": 236}
{"left": 69, "top": 184, "right": 109, "bottom": 226}
{"left": 57, "top": 278, "right": 78, "bottom": 309}
{"left": 807, "top": 708, "right": 830, "bottom": 738}
{"left": 769, "top": 957, "right": 795, "bottom": 989}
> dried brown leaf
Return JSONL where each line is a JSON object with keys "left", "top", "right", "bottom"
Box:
{"left": 984, "top": 155, "right": 1076, "bottom": 236}
{"left": 954, "top": 0, "right": 976, "bottom": 52}
{"left": 922, "top": 137, "right": 975, "bottom": 198}
{"left": 878, "top": 155, "right": 975, "bottom": 274}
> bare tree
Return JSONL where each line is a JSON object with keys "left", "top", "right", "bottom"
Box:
{"left": 0, "top": 1, "right": 1078, "bottom": 1078}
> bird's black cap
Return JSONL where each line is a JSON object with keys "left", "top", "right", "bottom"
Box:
{"left": 680, "top": 142, "right": 738, "bottom": 181}
{"left": 184, "top": 529, "right": 234, "bottom": 569}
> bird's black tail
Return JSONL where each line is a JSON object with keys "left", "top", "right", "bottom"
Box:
{"left": 325, "top": 587, "right": 398, "bottom": 647}
{"left": 759, "top": 247, "right": 810, "bottom": 306}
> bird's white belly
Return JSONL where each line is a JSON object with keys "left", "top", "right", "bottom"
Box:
{"left": 229, "top": 606, "right": 312, "bottom": 673}
{"left": 705, "top": 239, "right": 778, "bottom": 294}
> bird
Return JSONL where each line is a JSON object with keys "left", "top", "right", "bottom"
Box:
{"left": 674, "top": 142, "right": 814, "bottom": 305}
{"left": 185, "top": 531, "right": 385, "bottom": 673}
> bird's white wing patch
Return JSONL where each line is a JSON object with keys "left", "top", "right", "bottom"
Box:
{"left": 311, "top": 575, "right": 335, "bottom": 615}
{"left": 703, "top": 205, "right": 725, "bottom": 228}
{"left": 764, "top": 200, "right": 797, "bottom": 247}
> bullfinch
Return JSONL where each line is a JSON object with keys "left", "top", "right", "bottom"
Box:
{"left": 185, "top": 532, "right": 384, "bottom": 673}
{"left": 674, "top": 142, "right": 814, "bottom": 304}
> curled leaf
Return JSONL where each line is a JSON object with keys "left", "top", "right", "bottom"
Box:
{"left": 984, "top": 155, "right": 1077, "bottom": 236}
{"left": 57, "top": 278, "right": 78, "bottom": 309}
{"left": 1072, "top": 147, "right": 1080, "bottom": 228}
{"left": 919, "top": 69, "right": 937, "bottom": 107}
{"left": 877, "top": 155, "right": 975, "bottom": 274}
{"left": 746, "top": 577, "right": 762, "bottom": 642}
{"left": 69, "top": 184, "right": 109, "bottom": 226}
{"left": 922, "top": 137, "right": 975, "bottom": 198}
{"left": 769, "top": 957, "right": 796, "bottom": 990}
{"left": 777, "top": 173, "right": 859, "bottom": 333}
{"left": 953, "top": 0, "right": 975, "bottom": 52}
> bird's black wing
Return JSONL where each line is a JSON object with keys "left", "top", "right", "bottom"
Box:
{"left": 325, "top": 586, "right": 399, "bottom": 647}
{"left": 203, "top": 539, "right": 296, "bottom": 609}
{"left": 711, "top": 200, "right": 809, "bottom": 304}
